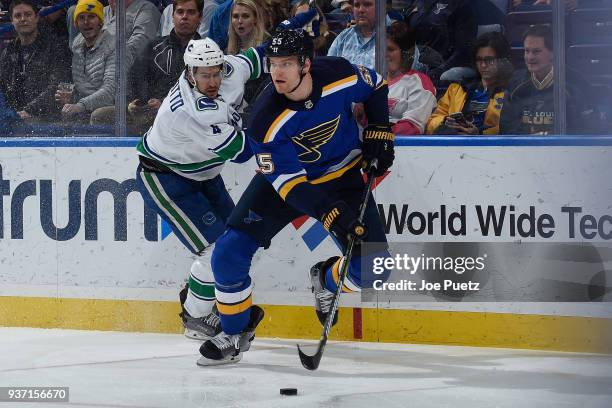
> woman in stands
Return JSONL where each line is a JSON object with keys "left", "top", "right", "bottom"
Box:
{"left": 226, "top": 0, "right": 269, "bottom": 55}
{"left": 426, "top": 31, "right": 513, "bottom": 135}
{"left": 386, "top": 21, "right": 437, "bottom": 135}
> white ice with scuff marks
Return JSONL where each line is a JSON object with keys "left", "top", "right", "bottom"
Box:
{"left": 0, "top": 328, "right": 611, "bottom": 408}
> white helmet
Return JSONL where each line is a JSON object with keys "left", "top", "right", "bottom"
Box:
{"left": 184, "top": 38, "right": 225, "bottom": 68}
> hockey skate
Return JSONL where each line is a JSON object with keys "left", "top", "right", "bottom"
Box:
{"left": 310, "top": 257, "right": 340, "bottom": 327}
{"left": 197, "top": 305, "right": 265, "bottom": 366}
{"left": 179, "top": 284, "right": 222, "bottom": 340}
{"left": 181, "top": 305, "right": 222, "bottom": 340}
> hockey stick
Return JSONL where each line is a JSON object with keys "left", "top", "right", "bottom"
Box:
{"left": 297, "top": 158, "right": 378, "bottom": 371}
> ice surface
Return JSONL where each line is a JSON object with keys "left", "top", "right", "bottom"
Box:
{"left": 0, "top": 328, "right": 611, "bottom": 408}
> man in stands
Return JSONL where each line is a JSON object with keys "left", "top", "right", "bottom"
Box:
{"left": 87, "top": 0, "right": 161, "bottom": 125}
{"left": 56, "top": 0, "right": 116, "bottom": 123}
{"left": 404, "top": 0, "right": 478, "bottom": 83}
{"left": 327, "top": 0, "right": 378, "bottom": 69}
{"left": 128, "top": 0, "right": 203, "bottom": 134}
{"left": 499, "top": 24, "right": 597, "bottom": 135}
{"left": 0, "top": 0, "right": 70, "bottom": 122}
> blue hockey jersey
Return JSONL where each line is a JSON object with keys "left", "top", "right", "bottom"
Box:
{"left": 246, "top": 56, "right": 389, "bottom": 219}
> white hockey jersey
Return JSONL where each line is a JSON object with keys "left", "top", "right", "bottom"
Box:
{"left": 137, "top": 50, "right": 262, "bottom": 181}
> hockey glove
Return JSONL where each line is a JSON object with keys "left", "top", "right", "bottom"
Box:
{"left": 361, "top": 124, "right": 395, "bottom": 177}
{"left": 321, "top": 201, "right": 367, "bottom": 243}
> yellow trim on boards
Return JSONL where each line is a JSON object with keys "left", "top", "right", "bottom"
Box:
{"left": 0, "top": 296, "right": 611, "bottom": 354}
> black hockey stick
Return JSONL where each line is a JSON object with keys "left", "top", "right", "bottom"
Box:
{"left": 297, "top": 159, "right": 378, "bottom": 371}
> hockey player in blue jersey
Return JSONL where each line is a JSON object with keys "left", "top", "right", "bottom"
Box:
{"left": 197, "top": 29, "right": 394, "bottom": 366}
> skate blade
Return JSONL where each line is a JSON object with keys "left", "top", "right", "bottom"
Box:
{"left": 196, "top": 352, "right": 242, "bottom": 367}
{"left": 184, "top": 329, "right": 213, "bottom": 341}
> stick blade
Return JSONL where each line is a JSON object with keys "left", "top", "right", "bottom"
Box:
{"left": 297, "top": 344, "right": 321, "bottom": 370}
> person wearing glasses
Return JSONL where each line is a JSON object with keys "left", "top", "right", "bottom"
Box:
{"left": 426, "top": 31, "right": 513, "bottom": 135}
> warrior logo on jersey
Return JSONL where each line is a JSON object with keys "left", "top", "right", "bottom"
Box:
{"left": 196, "top": 97, "right": 218, "bottom": 111}
{"left": 357, "top": 65, "right": 373, "bottom": 87}
{"left": 291, "top": 115, "right": 340, "bottom": 163}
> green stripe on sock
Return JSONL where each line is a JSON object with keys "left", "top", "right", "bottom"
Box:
{"left": 189, "top": 276, "right": 215, "bottom": 299}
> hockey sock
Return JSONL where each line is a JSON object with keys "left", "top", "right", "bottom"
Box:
{"left": 211, "top": 228, "right": 260, "bottom": 335}
{"left": 324, "top": 257, "right": 361, "bottom": 293}
{"left": 184, "top": 254, "right": 215, "bottom": 318}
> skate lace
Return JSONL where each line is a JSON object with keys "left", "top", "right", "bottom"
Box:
{"left": 211, "top": 333, "right": 240, "bottom": 350}
{"left": 316, "top": 290, "right": 334, "bottom": 313}
{"left": 203, "top": 312, "right": 220, "bottom": 328}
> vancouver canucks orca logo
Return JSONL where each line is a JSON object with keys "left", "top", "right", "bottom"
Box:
{"left": 196, "top": 97, "right": 218, "bottom": 111}
{"left": 291, "top": 115, "right": 340, "bottom": 163}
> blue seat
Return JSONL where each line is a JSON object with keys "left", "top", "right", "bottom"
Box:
{"left": 569, "top": 8, "right": 612, "bottom": 45}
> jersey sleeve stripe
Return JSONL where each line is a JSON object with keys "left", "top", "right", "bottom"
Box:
{"left": 263, "top": 109, "right": 295, "bottom": 143}
{"left": 211, "top": 129, "right": 238, "bottom": 153}
{"left": 239, "top": 48, "right": 262, "bottom": 80}
{"left": 216, "top": 132, "right": 246, "bottom": 161}
{"left": 176, "top": 160, "right": 224, "bottom": 175}
{"left": 321, "top": 75, "right": 358, "bottom": 97}
{"left": 310, "top": 154, "right": 362, "bottom": 185}
{"left": 272, "top": 169, "right": 307, "bottom": 191}
{"left": 278, "top": 175, "right": 308, "bottom": 199}
{"left": 141, "top": 133, "right": 181, "bottom": 164}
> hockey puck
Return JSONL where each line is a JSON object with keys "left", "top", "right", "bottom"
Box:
{"left": 280, "top": 388, "right": 297, "bottom": 396}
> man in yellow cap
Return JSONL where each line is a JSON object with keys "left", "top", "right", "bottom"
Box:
{"left": 55, "top": 0, "right": 116, "bottom": 123}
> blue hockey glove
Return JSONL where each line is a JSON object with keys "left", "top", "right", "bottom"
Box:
{"left": 361, "top": 124, "right": 394, "bottom": 177}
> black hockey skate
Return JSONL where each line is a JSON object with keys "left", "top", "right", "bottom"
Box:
{"left": 181, "top": 306, "right": 222, "bottom": 340}
{"left": 179, "top": 283, "right": 221, "bottom": 340}
{"left": 196, "top": 305, "right": 265, "bottom": 366}
{"left": 310, "top": 257, "right": 340, "bottom": 327}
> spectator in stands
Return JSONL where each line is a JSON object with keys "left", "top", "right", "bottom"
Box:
{"left": 158, "top": 0, "right": 217, "bottom": 37}
{"left": 56, "top": 0, "right": 115, "bottom": 123}
{"left": 86, "top": 0, "right": 161, "bottom": 125}
{"left": 0, "top": 0, "right": 70, "bottom": 121}
{"left": 292, "top": 0, "right": 336, "bottom": 56}
{"left": 386, "top": 21, "right": 437, "bottom": 135}
{"left": 38, "top": 0, "right": 69, "bottom": 41}
{"left": 103, "top": 0, "right": 160, "bottom": 69}
{"left": 404, "top": 0, "right": 478, "bottom": 83}
{"left": 261, "top": 0, "right": 290, "bottom": 29}
{"left": 128, "top": 0, "right": 202, "bottom": 134}
{"left": 427, "top": 31, "right": 513, "bottom": 135}
{"left": 327, "top": 0, "right": 377, "bottom": 68}
{"left": 330, "top": 0, "right": 352, "bottom": 15}
{"left": 226, "top": 0, "right": 269, "bottom": 54}
{"left": 499, "top": 24, "right": 596, "bottom": 135}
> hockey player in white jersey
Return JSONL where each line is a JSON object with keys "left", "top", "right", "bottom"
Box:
{"left": 135, "top": 37, "right": 263, "bottom": 340}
